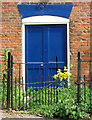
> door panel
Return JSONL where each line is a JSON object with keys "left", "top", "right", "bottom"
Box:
{"left": 48, "top": 25, "right": 67, "bottom": 64}
{"left": 25, "top": 26, "right": 44, "bottom": 63}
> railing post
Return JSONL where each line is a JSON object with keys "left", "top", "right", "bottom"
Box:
{"left": 11, "top": 55, "right": 13, "bottom": 110}
{"left": 84, "top": 75, "right": 86, "bottom": 104}
{"left": 56, "top": 56, "right": 58, "bottom": 103}
{"left": 7, "top": 52, "right": 11, "bottom": 110}
{"left": 77, "top": 51, "right": 81, "bottom": 104}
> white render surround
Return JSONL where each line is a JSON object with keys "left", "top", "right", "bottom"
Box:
{"left": 22, "top": 15, "right": 70, "bottom": 86}
{"left": 22, "top": 15, "right": 69, "bottom": 24}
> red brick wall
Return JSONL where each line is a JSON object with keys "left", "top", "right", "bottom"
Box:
{"left": 1, "top": 2, "right": 22, "bottom": 63}
{"left": 70, "top": 2, "right": 91, "bottom": 81}
{"left": 1, "top": 2, "right": 91, "bottom": 81}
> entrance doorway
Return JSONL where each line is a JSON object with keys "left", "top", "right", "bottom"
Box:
{"left": 25, "top": 24, "right": 67, "bottom": 88}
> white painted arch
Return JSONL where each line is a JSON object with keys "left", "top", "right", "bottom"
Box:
{"left": 22, "top": 15, "right": 70, "bottom": 87}
{"left": 22, "top": 15, "right": 69, "bottom": 24}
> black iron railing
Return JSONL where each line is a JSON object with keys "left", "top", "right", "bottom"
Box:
{"left": 2, "top": 52, "right": 63, "bottom": 111}
{"left": 1, "top": 51, "right": 92, "bottom": 116}
{"left": 76, "top": 51, "right": 92, "bottom": 115}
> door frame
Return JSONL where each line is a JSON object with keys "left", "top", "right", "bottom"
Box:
{"left": 22, "top": 15, "right": 70, "bottom": 87}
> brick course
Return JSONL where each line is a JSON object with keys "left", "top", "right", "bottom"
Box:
{"left": 1, "top": 2, "right": 91, "bottom": 81}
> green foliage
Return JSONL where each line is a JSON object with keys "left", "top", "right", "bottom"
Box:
{"left": 2, "top": 75, "right": 91, "bottom": 119}
{"left": 25, "top": 87, "right": 57, "bottom": 108}
{"left": 2, "top": 47, "right": 8, "bottom": 80}
{"left": 29, "top": 82, "right": 91, "bottom": 120}
{"left": 0, "top": 63, "right": 1, "bottom": 78}
{"left": 80, "top": 86, "right": 91, "bottom": 113}
{"left": 2, "top": 48, "right": 8, "bottom": 107}
{"left": 2, "top": 49, "right": 91, "bottom": 119}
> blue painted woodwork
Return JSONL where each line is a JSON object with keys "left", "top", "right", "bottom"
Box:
{"left": 18, "top": 4, "right": 73, "bottom": 19}
{"left": 25, "top": 25, "right": 67, "bottom": 88}
{"left": 25, "top": 26, "right": 44, "bottom": 63}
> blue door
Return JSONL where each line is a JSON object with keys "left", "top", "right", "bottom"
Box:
{"left": 25, "top": 25, "right": 67, "bottom": 89}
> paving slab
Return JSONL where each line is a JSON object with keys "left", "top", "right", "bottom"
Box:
{"left": 0, "top": 110, "right": 61, "bottom": 120}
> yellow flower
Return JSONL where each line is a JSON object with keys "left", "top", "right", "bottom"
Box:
{"left": 59, "top": 72, "right": 64, "bottom": 78}
{"left": 53, "top": 74, "right": 58, "bottom": 79}
{"left": 53, "top": 66, "right": 72, "bottom": 81}
{"left": 57, "top": 73, "right": 60, "bottom": 76}
{"left": 64, "top": 66, "right": 68, "bottom": 71}
{"left": 60, "top": 77, "right": 63, "bottom": 81}
{"left": 57, "top": 69, "right": 61, "bottom": 73}
{"left": 64, "top": 75, "right": 67, "bottom": 79}
{"left": 70, "top": 64, "right": 73, "bottom": 68}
